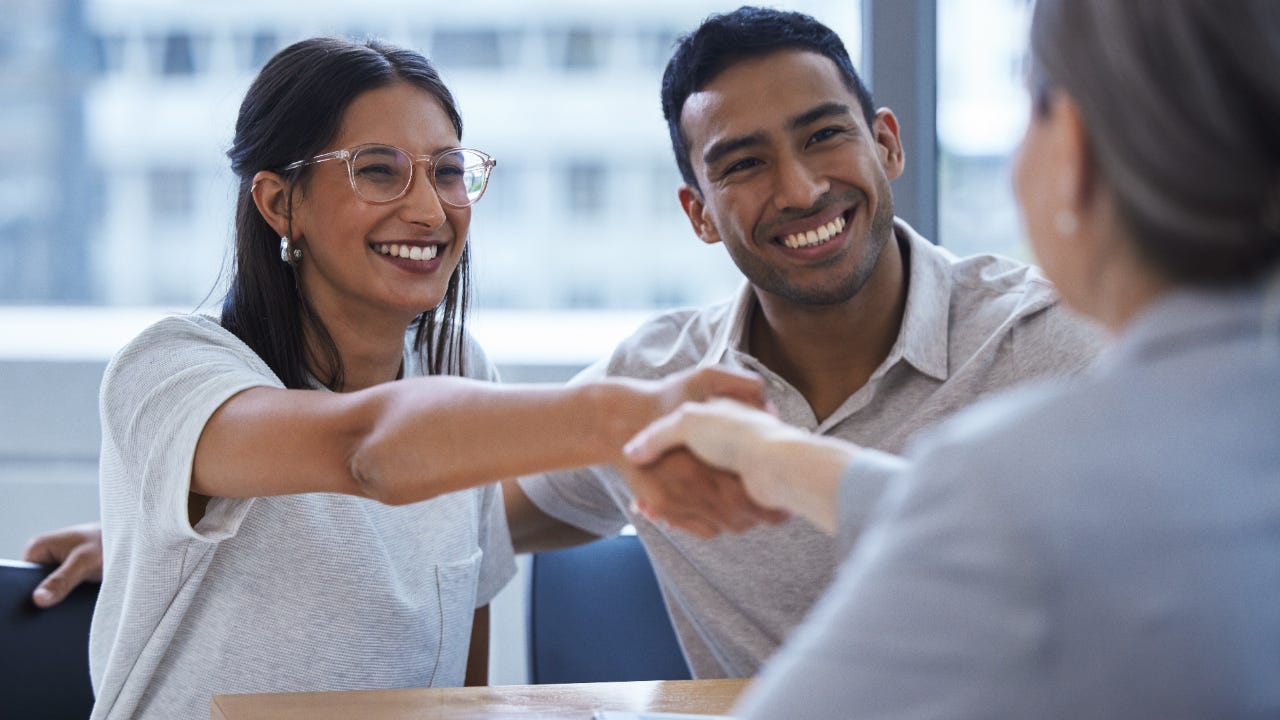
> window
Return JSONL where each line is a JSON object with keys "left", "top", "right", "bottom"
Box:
{"left": 237, "top": 30, "right": 279, "bottom": 72}
{"left": 151, "top": 31, "right": 205, "bottom": 77}
{"left": 566, "top": 161, "right": 606, "bottom": 217}
{"left": 936, "top": 0, "right": 1032, "bottom": 259}
{"left": 431, "top": 28, "right": 510, "bottom": 70}
{"left": 148, "top": 167, "right": 195, "bottom": 220}
{"left": 549, "top": 26, "right": 606, "bottom": 71}
{"left": 91, "top": 33, "right": 126, "bottom": 75}
{"left": 638, "top": 28, "right": 682, "bottom": 70}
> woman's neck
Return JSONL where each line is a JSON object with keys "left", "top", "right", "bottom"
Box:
{"left": 305, "top": 310, "right": 412, "bottom": 392}
{"left": 1088, "top": 245, "right": 1172, "bottom": 334}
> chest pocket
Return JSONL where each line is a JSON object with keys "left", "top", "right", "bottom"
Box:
{"left": 425, "top": 549, "right": 483, "bottom": 687}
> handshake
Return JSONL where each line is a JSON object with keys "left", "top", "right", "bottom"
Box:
{"left": 616, "top": 365, "right": 857, "bottom": 539}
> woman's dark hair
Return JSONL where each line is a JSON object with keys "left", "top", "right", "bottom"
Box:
{"left": 660, "top": 6, "right": 874, "bottom": 192}
{"left": 224, "top": 37, "right": 470, "bottom": 390}
{"left": 1030, "top": 0, "right": 1280, "bottom": 286}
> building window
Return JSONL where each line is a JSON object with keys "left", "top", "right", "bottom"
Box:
{"left": 90, "top": 33, "right": 126, "bottom": 75}
{"left": 639, "top": 28, "right": 681, "bottom": 69}
{"left": 651, "top": 162, "right": 682, "bottom": 214}
{"left": 150, "top": 31, "right": 208, "bottom": 77}
{"left": 148, "top": 167, "right": 195, "bottom": 220}
{"left": 566, "top": 162, "right": 606, "bottom": 216}
{"left": 549, "top": 26, "right": 606, "bottom": 71}
{"left": 936, "top": 0, "right": 1032, "bottom": 259}
{"left": 479, "top": 160, "right": 518, "bottom": 215}
{"left": 236, "top": 30, "right": 279, "bottom": 72}
{"left": 431, "top": 28, "right": 510, "bottom": 70}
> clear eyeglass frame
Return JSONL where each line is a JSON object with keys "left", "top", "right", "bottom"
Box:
{"left": 282, "top": 143, "right": 497, "bottom": 208}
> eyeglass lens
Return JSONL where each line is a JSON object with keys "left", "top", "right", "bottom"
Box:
{"left": 350, "top": 146, "right": 488, "bottom": 206}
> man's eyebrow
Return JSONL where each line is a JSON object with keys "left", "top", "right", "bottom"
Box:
{"left": 702, "top": 131, "right": 768, "bottom": 170}
{"left": 790, "top": 102, "right": 855, "bottom": 131}
{"left": 701, "top": 103, "right": 858, "bottom": 170}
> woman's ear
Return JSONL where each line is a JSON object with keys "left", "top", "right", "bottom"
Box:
{"left": 251, "top": 171, "right": 293, "bottom": 238}
{"left": 1052, "top": 93, "right": 1095, "bottom": 216}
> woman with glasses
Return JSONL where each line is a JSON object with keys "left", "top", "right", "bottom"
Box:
{"left": 628, "top": 0, "right": 1280, "bottom": 716}
{"left": 87, "top": 37, "right": 764, "bottom": 720}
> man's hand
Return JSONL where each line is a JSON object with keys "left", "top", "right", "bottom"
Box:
{"left": 22, "top": 522, "right": 104, "bottom": 608}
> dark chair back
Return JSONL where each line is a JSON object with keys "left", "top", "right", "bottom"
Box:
{"left": 0, "top": 560, "right": 99, "bottom": 719}
{"left": 527, "top": 534, "right": 692, "bottom": 683}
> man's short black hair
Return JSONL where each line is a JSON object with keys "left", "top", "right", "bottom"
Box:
{"left": 661, "top": 6, "right": 875, "bottom": 191}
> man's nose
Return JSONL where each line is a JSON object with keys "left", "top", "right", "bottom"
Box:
{"left": 771, "top": 155, "right": 828, "bottom": 212}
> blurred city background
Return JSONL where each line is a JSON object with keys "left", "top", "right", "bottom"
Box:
{"left": 1, "top": 0, "right": 1028, "bottom": 311}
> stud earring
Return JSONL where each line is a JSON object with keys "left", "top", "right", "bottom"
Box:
{"left": 279, "top": 236, "right": 303, "bottom": 264}
{"left": 1054, "top": 210, "right": 1079, "bottom": 237}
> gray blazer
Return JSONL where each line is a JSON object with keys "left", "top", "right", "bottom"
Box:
{"left": 740, "top": 275, "right": 1280, "bottom": 719}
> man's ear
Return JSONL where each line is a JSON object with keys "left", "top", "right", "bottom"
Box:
{"left": 872, "top": 108, "right": 905, "bottom": 182}
{"left": 678, "top": 185, "right": 721, "bottom": 245}
{"left": 251, "top": 171, "right": 294, "bottom": 239}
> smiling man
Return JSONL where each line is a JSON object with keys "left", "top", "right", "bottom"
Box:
{"left": 506, "top": 6, "right": 1105, "bottom": 678}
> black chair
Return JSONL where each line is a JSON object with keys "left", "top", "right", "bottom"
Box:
{"left": 526, "top": 534, "right": 692, "bottom": 684}
{"left": 0, "top": 559, "right": 99, "bottom": 719}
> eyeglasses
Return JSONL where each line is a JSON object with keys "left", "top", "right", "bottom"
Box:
{"left": 283, "top": 144, "right": 496, "bottom": 207}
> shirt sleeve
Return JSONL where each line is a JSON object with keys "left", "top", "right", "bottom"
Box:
{"left": 1011, "top": 295, "right": 1109, "bottom": 380}
{"left": 517, "top": 466, "right": 631, "bottom": 537}
{"left": 835, "top": 448, "right": 909, "bottom": 558}
{"left": 474, "top": 481, "right": 517, "bottom": 606}
{"left": 736, "top": 418, "right": 1052, "bottom": 720}
{"left": 99, "top": 315, "right": 281, "bottom": 545}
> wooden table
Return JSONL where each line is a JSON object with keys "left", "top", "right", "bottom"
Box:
{"left": 211, "top": 678, "right": 750, "bottom": 720}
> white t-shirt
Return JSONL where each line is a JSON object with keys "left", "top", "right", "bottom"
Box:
{"left": 89, "top": 314, "right": 515, "bottom": 720}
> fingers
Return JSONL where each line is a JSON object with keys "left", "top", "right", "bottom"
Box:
{"left": 624, "top": 450, "right": 785, "bottom": 539}
{"left": 22, "top": 524, "right": 105, "bottom": 608}
{"left": 623, "top": 405, "right": 690, "bottom": 465}
{"left": 635, "top": 499, "right": 720, "bottom": 539}
{"left": 21, "top": 530, "right": 63, "bottom": 565}
{"left": 31, "top": 546, "right": 92, "bottom": 608}
{"left": 681, "top": 366, "right": 767, "bottom": 408}
{"left": 626, "top": 397, "right": 767, "bottom": 471}
{"left": 713, "top": 468, "right": 792, "bottom": 527}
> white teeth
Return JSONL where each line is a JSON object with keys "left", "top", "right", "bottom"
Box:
{"left": 783, "top": 215, "right": 846, "bottom": 249}
{"left": 373, "top": 243, "right": 439, "bottom": 261}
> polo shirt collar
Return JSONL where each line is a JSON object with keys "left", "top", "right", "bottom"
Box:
{"left": 697, "top": 217, "right": 952, "bottom": 382}
{"left": 892, "top": 218, "right": 952, "bottom": 381}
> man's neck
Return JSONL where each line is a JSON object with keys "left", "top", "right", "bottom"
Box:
{"left": 748, "top": 236, "right": 909, "bottom": 423}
